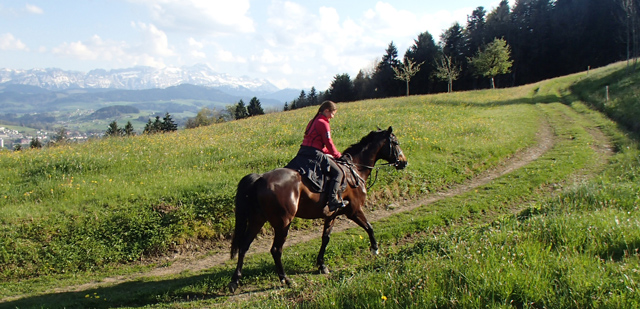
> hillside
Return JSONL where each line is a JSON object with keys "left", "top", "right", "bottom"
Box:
{"left": 1, "top": 61, "right": 639, "bottom": 308}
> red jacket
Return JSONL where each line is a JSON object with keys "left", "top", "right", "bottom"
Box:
{"left": 302, "top": 114, "right": 341, "bottom": 158}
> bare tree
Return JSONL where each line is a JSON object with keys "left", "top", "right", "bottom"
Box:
{"left": 621, "top": 0, "right": 639, "bottom": 70}
{"left": 392, "top": 58, "right": 424, "bottom": 96}
{"left": 434, "top": 54, "right": 461, "bottom": 93}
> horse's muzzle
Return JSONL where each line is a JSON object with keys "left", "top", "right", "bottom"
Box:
{"left": 395, "top": 160, "right": 407, "bottom": 170}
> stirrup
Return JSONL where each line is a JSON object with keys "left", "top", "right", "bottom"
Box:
{"left": 327, "top": 199, "right": 347, "bottom": 212}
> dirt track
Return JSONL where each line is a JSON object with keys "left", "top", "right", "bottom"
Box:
{"left": 3, "top": 111, "right": 613, "bottom": 302}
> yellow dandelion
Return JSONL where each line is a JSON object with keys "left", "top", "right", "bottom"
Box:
{"left": 381, "top": 295, "right": 387, "bottom": 301}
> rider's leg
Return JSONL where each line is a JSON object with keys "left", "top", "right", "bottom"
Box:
{"left": 326, "top": 158, "right": 345, "bottom": 211}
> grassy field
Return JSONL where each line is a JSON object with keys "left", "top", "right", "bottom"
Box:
{"left": 1, "top": 61, "right": 639, "bottom": 308}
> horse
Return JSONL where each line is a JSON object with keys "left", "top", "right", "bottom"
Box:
{"left": 228, "top": 126, "right": 407, "bottom": 293}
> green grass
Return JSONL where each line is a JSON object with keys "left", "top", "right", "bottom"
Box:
{"left": 0, "top": 84, "right": 540, "bottom": 282}
{"left": 1, "top": 61, "right": 639, "bottom": 308}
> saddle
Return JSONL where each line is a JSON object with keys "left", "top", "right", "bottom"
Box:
{"left": 335, "top": 154, "right": 365, "bottom": 190}
{"left": 286, "top": 153, "right": 364, "bottom": 193}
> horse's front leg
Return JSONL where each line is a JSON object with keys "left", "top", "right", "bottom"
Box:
{"left": 348, "top": 210, "right": 379, "bottom": 255}
{"left": 316, "top": 217, "right": 337, "bottom": 274}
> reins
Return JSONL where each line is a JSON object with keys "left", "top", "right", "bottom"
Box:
{"left": 354, "top": 162, "right": 399, "bottom": 189}
{"left": 341, "top": 132, "right": 403, "bottom": 190}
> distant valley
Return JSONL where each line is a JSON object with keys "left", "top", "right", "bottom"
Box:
{"left": 0, "top": 65, "right": 303, "bottom": 139}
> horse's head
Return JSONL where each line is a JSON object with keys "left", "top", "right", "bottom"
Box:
{"left": 379, "top": 126, "right": 407, "bottom": 170}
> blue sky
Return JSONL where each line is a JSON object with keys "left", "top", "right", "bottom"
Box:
{"left": 0, "top": 0, "right": 500, "bottom": 90}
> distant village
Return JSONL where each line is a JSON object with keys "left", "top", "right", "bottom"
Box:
{"left": 0, "top": 126, "right": 101, "bottom": 151}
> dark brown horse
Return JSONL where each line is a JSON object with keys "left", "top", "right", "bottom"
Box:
{"left": 228, "top": 127, "right": 407, "bottom": 293}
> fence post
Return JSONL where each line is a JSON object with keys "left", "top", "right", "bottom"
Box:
{"left": 606, "top": 85, "right": 609, "bottom": 102}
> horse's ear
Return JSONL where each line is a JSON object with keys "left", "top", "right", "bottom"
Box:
{"left": 376, "top": 125, "right": 382, "bottom": 131}
{"left": 388, "top": 126, "right": 393, "bottom": 133}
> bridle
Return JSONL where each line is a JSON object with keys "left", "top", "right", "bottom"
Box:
{"left": 352, "top": 134, "right": 403, "bottom": 189}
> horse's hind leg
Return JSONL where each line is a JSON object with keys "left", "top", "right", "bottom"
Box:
{"left": 229, "top": 216, "right": 266, "bottom": 293}
{"left": 348, "top": 210, "right": 379, "bottom": 255}
{"left": 316, "top": 217, "right": 337, "bottom": 274}
{"left": 271, "top": 226, "right": 293, "bottom": 286}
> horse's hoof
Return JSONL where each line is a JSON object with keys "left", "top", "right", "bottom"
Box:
{"left": 319, "top": 265, "right": 330, "bottom": 274}
{"left": 371, "top": 248, "right": 379, "bottom": 255}
{"left": 228, "top": 281, "right": 239, "bottom": 294}
{"left": 281, "top": 277, "right": 296, "bottom": 287}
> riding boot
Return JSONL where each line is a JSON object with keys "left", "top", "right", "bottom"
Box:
{"left": 326, "top": 177, "right": 345, "bottom": 212}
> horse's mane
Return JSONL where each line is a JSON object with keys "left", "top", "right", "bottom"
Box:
{"left": 342, "top": 129, "right": 386, "bottom": 156}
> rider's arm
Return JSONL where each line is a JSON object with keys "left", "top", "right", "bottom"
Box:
{"left": 316, "top": 118, "right": 341, "bottom": 158}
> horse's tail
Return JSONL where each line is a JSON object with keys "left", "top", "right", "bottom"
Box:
{"left": 230, "top": 173, "right": 262, "bottom": 259}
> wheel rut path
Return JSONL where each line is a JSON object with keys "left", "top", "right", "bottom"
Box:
{"left": 3, "top": 109, "right": 613, "bottom": 303}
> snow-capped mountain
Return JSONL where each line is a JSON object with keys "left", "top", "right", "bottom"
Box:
{"left": 0, "top": 64, "right": 280, "bottom": 93}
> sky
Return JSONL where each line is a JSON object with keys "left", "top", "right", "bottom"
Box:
{"left": 0, "top": 0, "right": 501, "bottom": 90}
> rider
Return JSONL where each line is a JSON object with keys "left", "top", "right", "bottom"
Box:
{"left": 295, "top": 100, "right": 346, "bottom": 212}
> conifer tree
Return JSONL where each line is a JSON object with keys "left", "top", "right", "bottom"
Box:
{"left": 308, "top": 87, "right": 319, "bottom": 106}
{"left": 296, "top": 90, "right": 308, "bottom": 108}
{"left": 124, "top": 121, "right": 135, "bottom": 136}
{"left": 143, "top": 118, "right": 155, "bottom": 134}
{"left": 404, "top": 31, "right": 439, "bottom": 94}
{"left": 247, "top": 97, "right": 264, "bottom": 116}
{"left": 234, "top": 100, "right": 249, "bottom": 119}
{"left": 373, "top": 42, "right": 402, "bottom": 98}
{"left": 105, "top": 121, "right": 122, "bottom": 137}
{"left": 161, "top": 112, "right": 177, "bottom": 132}
{"left": 328, "top": 73, "right": 355, "bottom": 102}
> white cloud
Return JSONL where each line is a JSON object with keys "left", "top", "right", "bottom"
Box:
{"left": 0, "top": 33, "right": 28, "bottom": 51}
{"left": 25, "top": 4, "right": 43, "bottom": 15}
{"left": 255, "top": 49, "right": 285, "bottom": 64}
{"left": 190, "top": 50, "right": 206, "bottom": 59}
{"left": 251, "top": 1, "right": 490, "bottom": 89}
{"left": 187, "top": 38, "right": 205, "bottom": 58}
{"left": 129, "top": 0, "right": 254, "bottom": 35}
{"left": 188, "top": 37, "right": 204, "bottom": 49}
{"left": 132, "top": 22, "right": 174, "bottom": 57}
{"left": 51, "top": 24, "right": 172, "bottom": 69}
{"left": 362, "top": 2, "right": 420, "bottom": 37}
{"left": 51, "top": 35, "right": 126, "bottom": 61}
{"left": 269, "top": 77, "right": 290, "bottom": 89}
{"left": 0, "top": 3, "right": 43, "bottom": 16}
{"left": 261, "top": 1, "right": 369, "bottom": 85}
{"left": 216, "top": 48, "right": 246, "bottom": 63}
{"left": 280, "top": 63, "right": 293, "bottom": 75}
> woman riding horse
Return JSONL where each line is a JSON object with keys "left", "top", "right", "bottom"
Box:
{"left": 287, "top": 100, "right": 346, "bottom": 212}
{"left": 229, "top": 124, "right": 407, "bottom": 293}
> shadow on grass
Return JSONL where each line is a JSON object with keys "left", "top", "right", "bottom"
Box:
{"left": 570, "top": 64, "right": 640, "bottom": 134}
{"left": 431, "top": 93, "right": 563, "bottom": 108}
{"left": 1, "top": 259, "right": 316, "bottom": 308}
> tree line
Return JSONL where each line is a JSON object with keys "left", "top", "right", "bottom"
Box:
{"left": 316, "top": 0, "right": 635, "bottom": 103}
{"left": 101, "top": 96, "right": 266, "bottom": 137}
{"left": 100, "top": 0, "right": 636, "bottom": 135}
{"left": 104, "top": 112, "right": 177, "bottom": 137}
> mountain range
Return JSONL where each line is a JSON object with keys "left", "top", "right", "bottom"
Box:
{"left": 0, "top": 64, "right": 303, "bottom": 113}
{"left": 0, "top": 64, "right": 280, "bottom": 92}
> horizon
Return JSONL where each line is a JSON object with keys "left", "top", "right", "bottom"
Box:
{"left": 0, "top": 0, "right": 501, "bottom": 90}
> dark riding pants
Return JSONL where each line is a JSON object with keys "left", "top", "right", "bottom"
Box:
{"left": 286, "top": 146, "right": 344, "bottom": 199}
